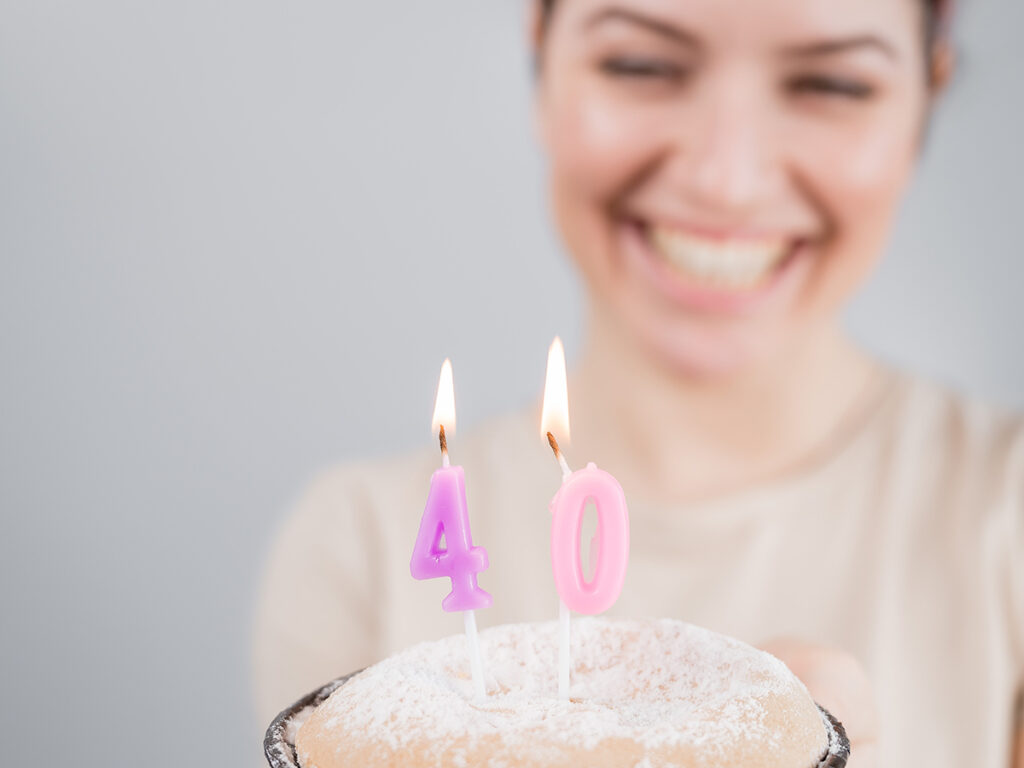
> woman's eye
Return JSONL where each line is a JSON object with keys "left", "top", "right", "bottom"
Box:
{"left": 599, "top": 57, "right": 686, "bottom": 81}
{"left": 787, "top": 75, "right": 875, "bottom": 100}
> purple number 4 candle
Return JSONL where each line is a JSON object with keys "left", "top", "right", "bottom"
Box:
{"left": 411, "top": 462, "right": 492, "bottom": 612}
{"left": 411, "top": 359, "right": 491, "bottom": 614}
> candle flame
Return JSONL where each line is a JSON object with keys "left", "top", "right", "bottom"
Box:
{"left": 432, "top": 358, "right": 456, "bottom": 437}
{"left": 540, "top": 336, "right": 570, "bottom": 445}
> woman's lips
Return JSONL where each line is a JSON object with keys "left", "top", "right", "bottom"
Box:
{"left": 620, "top": 219, "right": 813, "bottom": 315}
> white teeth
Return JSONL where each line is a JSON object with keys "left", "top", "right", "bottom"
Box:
{"left": 649, "top": 226, "right": 790, "bottom": 288}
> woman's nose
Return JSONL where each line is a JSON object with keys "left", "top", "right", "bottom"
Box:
{"left": 673, "top": 87, "right": 782, "bottom": 214}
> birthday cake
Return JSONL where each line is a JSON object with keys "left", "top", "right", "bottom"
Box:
{"left": 291, "top": 617, "right": 846, "bottom": 768}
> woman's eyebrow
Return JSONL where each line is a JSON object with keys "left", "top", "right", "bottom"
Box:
{"left": 581, "top": 6, "right": 701, "bottom": 48}
{"left": 780, "top": 35, "right": 900, "bottom": 61}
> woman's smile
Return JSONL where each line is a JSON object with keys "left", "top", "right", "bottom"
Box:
{"left": 616, "top": 215, "right": 817, "bottom": 314}
{"left": 647, "top": 224, "right": 792, "bottom": 289}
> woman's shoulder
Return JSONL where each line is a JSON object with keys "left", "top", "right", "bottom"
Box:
{"left": 873, "top": 370, "right": 1024, "bottom": 533}
{"left": 884, "top": 370, "right": 1024, "bottom": 479}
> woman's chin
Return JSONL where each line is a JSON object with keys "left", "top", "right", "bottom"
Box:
{"left": 631, "top": 314, "right": 783, "bottom": 379}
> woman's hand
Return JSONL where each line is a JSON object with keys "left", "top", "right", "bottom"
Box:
{"left": 759, "top": 639, "right": 878, "bottom": 768}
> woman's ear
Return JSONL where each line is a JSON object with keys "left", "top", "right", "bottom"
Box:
{"left": 929, "top": 0, "right": 956, "bottom": 96}
{"left": 527, "top": 0, "right": 545, "bottom": 64}
{"left": 929, "top": 41, "right": 956, "bottom": 96}
{"left": 528, "top": 0, "right": 551, "bottom": 153}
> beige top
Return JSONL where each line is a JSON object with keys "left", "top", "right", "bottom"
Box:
{"left": 254, "top": 370, "right": 1024, "bottom": 768}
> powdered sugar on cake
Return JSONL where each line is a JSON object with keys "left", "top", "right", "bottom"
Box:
{"left": 300, "top": 618, "right": 828, "bottom": 768}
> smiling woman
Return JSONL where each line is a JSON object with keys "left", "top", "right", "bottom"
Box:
{"left": 254, "top": 2, "right": 1022, "bottom": 767}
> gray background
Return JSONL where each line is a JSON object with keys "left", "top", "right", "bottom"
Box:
{"left": 0, "top": 0, "right": 1020, "bottom": 765}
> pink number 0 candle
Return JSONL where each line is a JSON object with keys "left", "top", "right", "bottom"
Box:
{"left": 410, "top": 359, "right": 491, "bottom": 699}
{"left": 549, "top": 463, "right": 629, "bottom": 615}
{"left": 541, "top": 337, "right": 630, "bottom": 699}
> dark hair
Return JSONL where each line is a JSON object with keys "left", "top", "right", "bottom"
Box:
{"left": 537, "top": 0, "right": 950, "bottom": 85}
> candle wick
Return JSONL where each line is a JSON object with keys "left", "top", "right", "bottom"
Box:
{"left": 546, "top": 431, "right": 572, "bottom": 480}
{"left": 439, "top": 425, "right": 450, "bottom": 467}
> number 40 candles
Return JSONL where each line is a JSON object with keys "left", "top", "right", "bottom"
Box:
{"left": 541, "top": 337, "right": 630, "bottom": 700}
{"left": 410, "top": 359, "right": 492, "bottom": 699}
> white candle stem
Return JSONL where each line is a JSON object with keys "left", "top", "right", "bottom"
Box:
{"left": 555, "top": 455, "right": 573, "bottom": 701}
{"left": 558, "top": 599, "right": 571, "bottom": 700}
{"left": 558, "top": 454, "right": 571, "bottom": 481}
{"left": 464, "top": 610, "right": 486, "bottom": 700}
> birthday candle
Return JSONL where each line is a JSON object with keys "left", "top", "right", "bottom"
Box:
{"left": 411, "top": 359, "right": 491, "bottom": 699}
{"left": 541, "top": 338, "right": 630, "bottom": 700}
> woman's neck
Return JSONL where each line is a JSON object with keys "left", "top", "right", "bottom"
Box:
{"left": 569, "top": 304, "right": 883, "bottom": 506}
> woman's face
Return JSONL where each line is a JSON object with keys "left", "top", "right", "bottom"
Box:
{"left": 535, "top": 0, "right": 930, "bottom": 375}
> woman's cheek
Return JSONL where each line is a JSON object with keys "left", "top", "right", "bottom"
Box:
{"left": 546, "top": 86, "right": 667, "bottom": 292}
{"left": 789, "top": 108, "right": 920, "bottom": 316}
{"left": 549, "top": 84, "right": 667, "bottom": 201}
